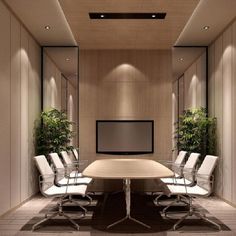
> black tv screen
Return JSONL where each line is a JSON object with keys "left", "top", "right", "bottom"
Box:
{"left": 96, "top": 120, "right": 154, "bottom": 154}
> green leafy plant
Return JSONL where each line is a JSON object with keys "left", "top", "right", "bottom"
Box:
{"left": 176, "top": 107, "right": 216, "bottom": 160}
{"left": 35, "top": 108, "right": 74, "bottom": 156}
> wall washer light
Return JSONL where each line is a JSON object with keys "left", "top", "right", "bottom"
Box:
{"left": 152, "top": 14, "right": 156, "bottom": 18}
{"left": 44, "top": 25, "right": 50, "bottom": 30}
{"left": 66, "top": 58, "right": 70, "bottom": 61}
{"left": 100, "top": 14, "right": 105, "bottom": 18}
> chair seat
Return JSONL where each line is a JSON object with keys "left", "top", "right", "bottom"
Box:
{"left": 161, "top": 177, "right": 192, "bottom": 185}
{"left": 45, "top": 184, "right": 87, "bottom": 196}
{"left": 166, "top": 184, "right": 208, "bottom": 196}
{"left": 58, "top": 177, "right": 92, "bottom": 185}
{"left": 68, "top": 171, "right": 82, "bottom": 178}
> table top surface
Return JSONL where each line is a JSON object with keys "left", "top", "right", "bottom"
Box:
{"left": 82, "top": 158, "right": 173, "bottom": 179}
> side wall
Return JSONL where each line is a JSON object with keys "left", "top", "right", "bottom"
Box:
{"left": 0, "top": 1, "right": 41, "bottom": 215}
{"left": 79, "top": 50, "right": 172, "bottom": 191}
{"left": 208, "top": 19, "right": 236, "bottom": 204}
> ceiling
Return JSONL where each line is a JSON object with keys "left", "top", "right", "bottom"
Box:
{"left": 58, "top": 0, "right": 199, "bottom": 49}
{"left": 4, "top": 0, "right": 236, "bottom": 49}
{"left": 4, "top": 0, "right": 76, "bottom": 46}
{"left": 176, "top": 0, "right": 236, "bottom": 46}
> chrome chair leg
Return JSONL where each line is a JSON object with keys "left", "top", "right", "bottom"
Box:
{"left": 32, "top": 200, "right": 82, "bottom": 231}
{"left": 172, "top": 197, "right": 221, "bottom": 231}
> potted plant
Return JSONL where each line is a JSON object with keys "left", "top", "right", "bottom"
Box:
{"left": 35, "top": 108, "right": 74, "bottom": 157}
{"left": 176, "top": 107, "right": 216, "bottom": 161}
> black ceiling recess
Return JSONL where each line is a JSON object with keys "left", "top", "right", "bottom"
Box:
{"left": 89, "top": 12, "right": 166, "bottom": 20}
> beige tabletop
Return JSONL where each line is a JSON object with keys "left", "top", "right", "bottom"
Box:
{"left": 82, "top": 158, "right": 173, "bottom": 179}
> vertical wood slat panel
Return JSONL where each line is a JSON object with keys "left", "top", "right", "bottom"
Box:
{"left": 20, "top": 26, "right": 29, "bottom": 201}
{"left": 232, "top": 20, "right": 236, "bottom": 204}
{"left": 208, "top": 44, "right": 215, "bottom": 117}
{"left": 0, "top": 1, "right": 11, "bottom": 215}
{"left": 213, "top": 35, "right": 223, "bottom": 197}
{"left": 222, "top": 26, "right": 233, "bottom": 201}
{"left": 28, "top": 37, "right": 41, "bottom": 197}
{"left": 10, "top": 14, "right": 21, "bottom": 208}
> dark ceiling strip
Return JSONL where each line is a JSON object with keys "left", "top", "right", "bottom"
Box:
{"left": 89, "top": 12, "right": 166, "bottom": 19}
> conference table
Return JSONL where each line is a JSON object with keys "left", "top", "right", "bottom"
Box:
{"left": 82, "top": 158, "right": 173, "bottom": 229}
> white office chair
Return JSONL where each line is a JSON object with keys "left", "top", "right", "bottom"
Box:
{"left": 50, "top": 152, "right": 81, "bottom": 179}
{"left": 154, "top": 153, "right": 200, "bottom": 205}
{"left": 50, "top": 152, "right": 93, "bottom": 203}
{"left": 163, "top": 155, "right": 221, "bottom": 230}
{"left": 161, "top": 152, "right": 200, "bottom": 186}
{"left": 33, "top": 155, "right": 88, "bottom": 231}
{"left": 72, "top": 148, "right": 79, "bottom": 161}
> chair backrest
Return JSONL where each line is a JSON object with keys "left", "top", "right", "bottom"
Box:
{"left": 184, "top": 153, "right": 200, "bottom": 170}
{"left": 61, "top": 151, "right": 73, "bottom": 165}
{"left": 173, "top": 151, "right": 187, "bottom": 176}
{"left": 49, "top": 153, "right": 65, "bottom": 171}
{"left": 175, "top": 151, "right": 187, "bottom": 165}
{"left": 34, "top": 155, "right": 54, "bottom": 191}
{"left": 72, "top": 148, "right": 79, "bottom": 161}
{"left": 183, "top": 152, "right": 200, "bottom": 182}
{"left": 196, "top": 155, "right": 218, "bottom": 192}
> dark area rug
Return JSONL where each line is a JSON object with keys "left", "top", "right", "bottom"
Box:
{"left": 20, "top": 193, "right": 231, "bottom": 233}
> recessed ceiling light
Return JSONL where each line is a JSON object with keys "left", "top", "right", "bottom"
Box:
{"left": 179, "top": 58, "right": 184, "bottom": 61}
{"left": 152, "top": 14, "right": 156, "bottom": 18}
{"left": 100, "top": 14, "right": 105, "bottom": 18}
{"left": 203, "top": 25, "right": 210, "bottom": 30}
{"left": 44, "top": 25, "right": 50, "bottom": 30}
{"left": 66, "top": 58, "right": 70, "bottom": 61}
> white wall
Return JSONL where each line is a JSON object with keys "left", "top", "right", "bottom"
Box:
{"left": 208, "top": 19, "right": 236, "bottom": 204}
{"left": 0, "top": 1, "right": 41, "bottom": 215}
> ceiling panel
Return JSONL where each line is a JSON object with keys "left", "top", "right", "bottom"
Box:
{"left": 59, "top": 0, "right": 199, "bottom": 49}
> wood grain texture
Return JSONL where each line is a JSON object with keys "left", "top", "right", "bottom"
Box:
{"left": 79, "top": 49, "right": 172, "bottom": 191}
{"left": 10, "top": 14, "right": 21, "bottom": 208}
{"left": 0, "top": 1, "right": 11, "bottom": 216}
{"left": 208, "top": 18, "right": 236, "bottom": 204}
{"left": 59, "top": 0, "right": 199, "bottom": 49}
{"left": 0, "top": 2, "right": 41, "bottom": 215}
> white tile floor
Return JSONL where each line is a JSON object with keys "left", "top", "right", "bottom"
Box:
{"left": 0, "top": 195, "right": 236, "bottom": 236}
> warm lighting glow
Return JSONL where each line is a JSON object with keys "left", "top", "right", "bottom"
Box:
{"left": 66, "top": 58, "right": 70, "bottom": 61}
{"left": 100, "top": 14, "right": 105, "bottom": 18}
{"left": 203, "top": 25, "right": 210, "bottom": 30}
{"left": 179, "top": 58, "right": 184, "bottom": 61}
{"left": 44, "top": 25, "right": 51, "bottom": 30}
{"left": 152, "top": 14, "right": 156, "bottom": 18}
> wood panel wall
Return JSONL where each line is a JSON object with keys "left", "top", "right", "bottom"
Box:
{"left": 0, "top": 1, "right": 41, "bottom": 215}
{"left": 208, "top": 19, "right": 236, "bottom": 204}
{"left": 79, "top": 50, "right": 172, "bottom": 191}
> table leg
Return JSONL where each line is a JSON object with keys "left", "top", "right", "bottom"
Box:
{"left": 107, "top": 179, "right": 150, "bottom": 229}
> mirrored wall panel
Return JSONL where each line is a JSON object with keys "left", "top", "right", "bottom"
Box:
{"left": 43, "top": 46, "right": 78, "bottom": 146}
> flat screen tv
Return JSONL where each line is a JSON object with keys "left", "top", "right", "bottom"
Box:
{"left": 96, "top": 120, "right": 154, "bottom": 154}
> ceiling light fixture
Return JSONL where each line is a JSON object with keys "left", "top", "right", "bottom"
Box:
{"left": 89, "top": 12, "right": 166, "bottom": 20}
{"left": 179, "top": 58, "right": 184, "bottom": 61}
{"left": 203, "top": 25, "right": 210, "bottom": 30}
{"left": 44, "top": 25, "right": 50, "bottom": 30}
{"left": 66, "top": 58, "right": 70, "bottom": 61}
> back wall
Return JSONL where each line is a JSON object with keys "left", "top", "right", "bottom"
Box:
{"left": 79, "top": 49, "right": 172, "bottom": 191}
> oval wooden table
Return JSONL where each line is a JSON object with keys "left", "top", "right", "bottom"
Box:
{"left": 83, "top": 158, "right": 173, "bottom": 229}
